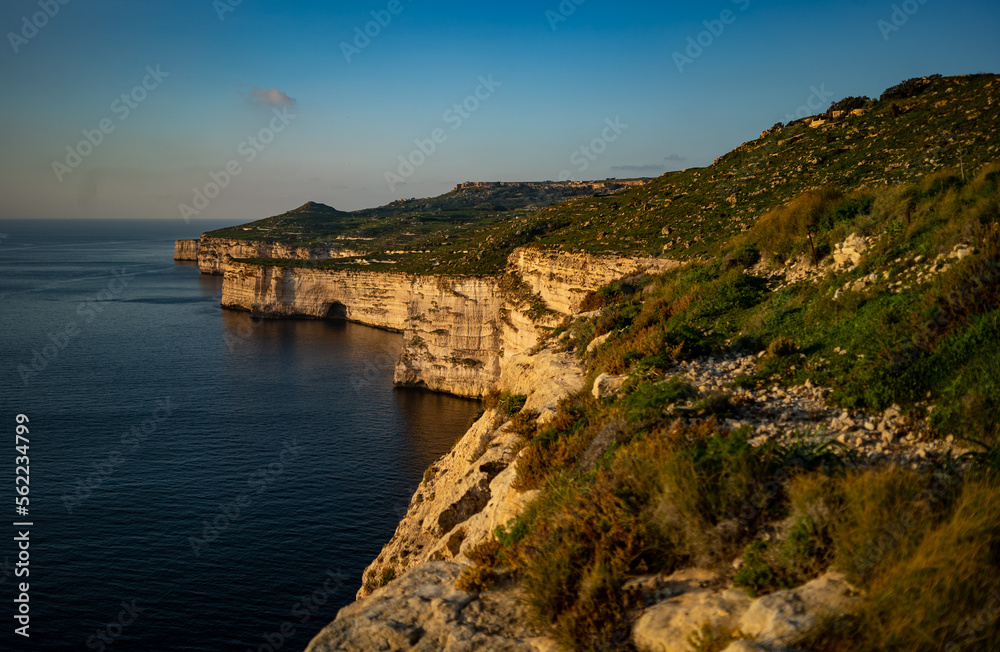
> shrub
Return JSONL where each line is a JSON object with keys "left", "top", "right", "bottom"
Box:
{"left": 722, "top": 243, "right": 762, "bottom": 271}
{"left": 623, "top": 378, "right": 697, "bottom": 423}
{"left": 796, "top": 475, "right": 1000, "bottom": 651}
{"left": 766, "top": 335, "right": 797, "bottom": 358}
{"left": 829, "top": 96, "right": 871, "bottom": 113}
{"left": 743, "top": 187, "right": 844, "bottom": 262}
{"left": 482, "top": 391, "right": 528, "bottom": 418}
{"left": 879, "top": 74, "right": 939, "bottom": 102}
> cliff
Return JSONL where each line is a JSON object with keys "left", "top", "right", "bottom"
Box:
{"left": 173, "top": 239, "right": 199, "bottom": 261}
{"left": 222, "top": 262, "right": 503, "bottom": 396}
{"left": 195, "top": 237, "right": 365, "bottom": 275}
{"left": 219, "top": 247, "right": 677, "bottom": 397}
{"left": 352, "top": 346, "right": 586, "bottom": 602}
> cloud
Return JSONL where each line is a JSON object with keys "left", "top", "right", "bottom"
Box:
{"left": 243, "top": 86, "right": 297, "bottom": 107}
{"left": 611, "top": 155, "right": 687, "bottom": 174}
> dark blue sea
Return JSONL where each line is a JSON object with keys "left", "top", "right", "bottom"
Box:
{"left": 0, "top": 219, "right": 480, "bottom": 651}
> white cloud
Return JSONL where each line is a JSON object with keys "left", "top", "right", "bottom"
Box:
{"left": 243, "top": 86, "right": 297, "bottom": 107}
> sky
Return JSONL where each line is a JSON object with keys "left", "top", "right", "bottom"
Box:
{"left": 0, "top": 0, "right": 998, "bottom": 224}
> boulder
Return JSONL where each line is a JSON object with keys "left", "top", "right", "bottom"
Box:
{"left": 738, "top": 572, "right": 859, "bottom": 646}
{"left": 593, "top": 373, "right": 627, "bottom": 399}
{"left": 306, "top": 562, "right": 552, "bottom": 652}
{"left": 633, "top": 589, "right": 752, "bottom": 652}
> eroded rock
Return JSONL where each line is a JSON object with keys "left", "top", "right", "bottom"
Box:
{"left": 306, "top": 562, "right": 552, "bottom": 652}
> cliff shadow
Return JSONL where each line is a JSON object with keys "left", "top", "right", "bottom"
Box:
{"left": 325, "top": 301, "right": 348, "bottom": 321}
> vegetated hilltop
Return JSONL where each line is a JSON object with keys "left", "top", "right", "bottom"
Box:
{"left": 206, "top": 179, "right": 649, "bottom": 274}
{"left": 223, "top": 74, "right": 998, "bottom": 277}
{"left": 528, "top": 73, "right": 999, "bottom": 258}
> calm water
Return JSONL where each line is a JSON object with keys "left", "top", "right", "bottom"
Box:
{"left": 0, "top": 219, "right": 480, "bottom": 651}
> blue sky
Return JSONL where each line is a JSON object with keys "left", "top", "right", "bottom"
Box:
{"left": 0, "top": 0, "right": 997, "bottom": 223}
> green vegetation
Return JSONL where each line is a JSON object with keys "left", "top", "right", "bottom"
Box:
{"left": 450, "top": 77, "right": 1000, "bottom": 649}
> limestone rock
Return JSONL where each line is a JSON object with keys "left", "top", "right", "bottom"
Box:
{"left": 306, "top": 562, "right": 550, "bottom": 652}
{"left": 633, "top": 589, "right": 752, "bottom": 652}
{"left": 738, "top": 572, "right": 859, "bottom": 646}
{"left": 221, "top": 247, "right": 675, "bottom": 398}
{"left": 359, "top": 346, "right": 583, "bottom": 599}
{"left": 223, "top": 261, "right": 503, "bottom": 397}
{"left": 832, "top": 233, "right": 868, "bottom": 268}
{"left": 195, "top": 236, "right": 362, "bottom": 275}
{"left": 173, "top": 239, "right": 199, "bottom": 260}
{"left": 500, "top": 348, "right": 585, "bottom": 424}
{"left": 949, "top": 244, "right": 973, "bottom": 261}
{"left": 586, "top": 331, "right": 612, "bottom": 355}
{"left": 593, "top": 372, "right": 626, "bottom": 399}
{"left": 721, "top": 642, "right": 767, "bottom": 652}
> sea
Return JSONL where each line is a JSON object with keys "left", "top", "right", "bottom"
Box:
{"left": 0, "top": 219, "right": 481, "bottom": 651}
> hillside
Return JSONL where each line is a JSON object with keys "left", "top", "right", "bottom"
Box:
{"left": 224, "top": 74, "right": 998, "bottom": 277}
{"left": 297, "top": 73, "right": 1000, "bottom": 652}
{"left": 434, "top": 77, "right": 1000, "bottom": 651}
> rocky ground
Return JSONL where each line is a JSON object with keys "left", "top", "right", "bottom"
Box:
{"left": 639, "top": 352, "right": 967, "bottom": 470}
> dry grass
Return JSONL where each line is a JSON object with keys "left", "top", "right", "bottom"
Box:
{"left": 795, "top": 475, "right": 1000, "bottom": 651}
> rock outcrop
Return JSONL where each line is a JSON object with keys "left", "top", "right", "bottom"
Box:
{"left": 632, "top": 571, "right": 859, "bottom": 652}
{"left": 356, "top": 345, "right": 584, "bottom": 598}
{"left": 195, "top": 237, "right": 365, "bottom": 275}
{"left": 305, "top": 563, "right": 555, "bottom": 652}
{"left": 173, "top": 239, "right": 199, "bottom": 261}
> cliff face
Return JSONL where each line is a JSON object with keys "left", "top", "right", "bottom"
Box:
{"left": 222, "top": 262, "right": 503, "bottom": 397}
{"left": 214, "top": 244, "right": 679, "bottom": 647}
{"left": 510, "top": 248, "right": 680, "bottom": 315}
{"left": 173, "top": 239, "right": 199, "bottom": 261}
{"left": 196, "top": 237, "right": 365, "bottom": 275}
{"left": 219, "top": 248, "right": 676, "bottom": 397}
{"left": 353, "top": 346, "right": 586, "bottom": 601}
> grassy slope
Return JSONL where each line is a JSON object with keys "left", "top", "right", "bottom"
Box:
{"left": 454, "top": 75, "right": 1000, "bottom": 652}
{"left": 529, "top": 74, "right": 1000, "bottom": 258}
